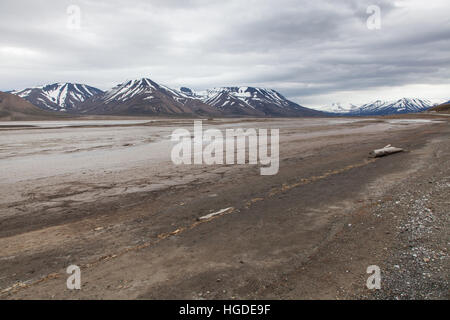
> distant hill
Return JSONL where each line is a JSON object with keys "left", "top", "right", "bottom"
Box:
{"left": 10, "top": 78, "right": 324, "bottom": 117}
{"left": 0, "top": 91, "right": 66, "bottom": 120}
{"left": 318, "top": 98, "right": 435, "bottom": 116}
{"left": 10, "top": 83, "right": 104, "bottom": 112}
{"left": 429, "top": 101, "right": 450, "bottom": 113}
{"left": 348, "top": 98, "right": 433, "bottom": 116}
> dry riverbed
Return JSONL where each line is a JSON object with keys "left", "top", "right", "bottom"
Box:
{"left": 0, "top": 117, "right": 448, "bottom": 299}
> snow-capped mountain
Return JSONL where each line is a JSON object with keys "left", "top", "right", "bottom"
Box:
{"left": 0, "top": 91, "right": 67, "bottom": 120}
{"left": 102, "top": 78, "right": 192, "bottom": 104}
{"left": 196, "top": 88, "right": 263, "bottom": 116}
{"left": 79, "top": 80, "right": 322, "bottom": 117}
{"left": 11, "top": 83, "right": 104, "bottom": 112}
{"left": 348, "top": 98, "right": 434, "bottom": 116}
{"left": 9, "top": 78, "right": 323, "bottom": 117}
{"left": 318, "top": 102, "right": 360, "bottom": 114}
{"left": 79, "top": 78, "right": 220, "bottom": 116}
{"left": 195, "top": 86, "right": 323, "bottom": 116}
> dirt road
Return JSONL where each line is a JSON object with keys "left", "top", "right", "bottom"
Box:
{"left": 0, "top": 117, "right": 448, "bottom": 299}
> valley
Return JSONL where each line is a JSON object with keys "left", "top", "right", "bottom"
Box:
{"left": 0, "top": 116, "right": 448, "bottom": 299}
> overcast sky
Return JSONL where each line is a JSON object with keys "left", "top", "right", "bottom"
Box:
{"left": 0, "top": 0, "right": 449, "bottom": 109}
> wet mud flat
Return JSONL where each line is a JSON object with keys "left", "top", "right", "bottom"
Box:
{"left": 0, "top": 117, "right": 448, "bottom": 299}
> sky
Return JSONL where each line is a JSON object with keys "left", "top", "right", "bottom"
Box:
{"left": 0, "top": 0, "right": 449, "bottom": 110}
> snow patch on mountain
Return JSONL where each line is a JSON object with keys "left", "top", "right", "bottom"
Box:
{"left": 11, "top": 83, "right": 103, "bottom": 111}
{"left": 192, "top": 86, "right": 295, "bottom": 110}
{"left": 315, "top": 98, "right": 437, "bottom": 115}
{"left": 318, "top": 102, "right": 360, "bottom": 113}
{"left": 101, "top": 78, "right": 196, "bottom": 105}
{"left": 350, "top": 98, "right": 434, "bottom": 115}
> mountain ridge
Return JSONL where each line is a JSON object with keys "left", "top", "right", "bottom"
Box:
{"left": 319, "top": 98, "right": 438, "bottom": 115}
{"left": 9, "top": 79, "right": 443, "bottom": 117}
{"left": 17, "top": 78, "right": 323, "bottom": 117}
{"left": 11, "top": 83, "right": 104, "bottom": 112}
{"left": 78, "top": 78, "right": 222, "bottom": 117}
{"left": 188, "top": 86, "right": 323, "bottom": 117}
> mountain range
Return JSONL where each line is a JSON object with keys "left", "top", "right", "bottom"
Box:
{"left": 9, "top": 78, "right": 322, "bottom": 117}
{"left": 77, "top": 78, "right": 222, "bottom": 117}
{"left": 430, "top": 100, "right": 450, "bottom": 114}
{"left": 7, "top": 78, "right": 446, "bottom": 117}
{"left": 321, "top": 98, "right": 437, "bottom": 116}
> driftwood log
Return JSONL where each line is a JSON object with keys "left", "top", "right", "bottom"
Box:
{"left": 369, "top": 144, "right": 404, "bottom": 158}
